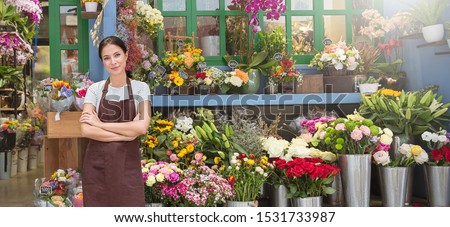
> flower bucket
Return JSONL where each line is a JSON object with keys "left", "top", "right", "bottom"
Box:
{"left": 51, "top": 95, "right": 74, "bottom": 112}
{"left": 424, "top": 165, "right": 450, "bottom": 207}
{"left": 0, "top": 150, "right": 12, "bottom": 180}
{"left": 281, "top": 81, "right": 296, "bottom": 94}
{"left": 84, "top": 2, "right": 98, "bottom": 12}
{"left": 378, "top": 166, "right": 410, "bottom": 207}
{"left": 324, "top": 172, "right": 345, "bottom": 206}
{"left": 17, "top": 147, "right": 28, "bottom": 173}
{"left": 10, "top": 149, "right": 18, "bottom": 177}
{"left": 291, "top": 196, "right": 323, "bottom": 207}
{"left": 324, "top": 65, "right": 347, "bottom": 76}
{"left": 28, "top": 145, "right": 39, "bottom": 170}
{"left": 422, "top": 24, "right": 444, "bottom": 43}
{"left": 358, "top": 83, "right": 380, "bottom": 95}
{"left": 241, "top": 69, "right": 261, "bottom": 94}
{"left": 271, "top": 185, "right": 290, "bottom": 207}
{"left": 338, "top": 154, "right": 371, "bottom": 207}
{"left": 265, "top": 84, "right": 279, "bottom": 94}
{"left": 226, "top": 200, "right": 258, "bottom": 207}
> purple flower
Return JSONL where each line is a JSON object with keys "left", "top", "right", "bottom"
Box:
{"left": 266, "top": 10, "right": 280, "bottom": 20}
{"left": 252, "top": 25, "right": 261, "bottom": 33}
{"left": 168, "top": 172, "right": 179, "bottom": 183}
{"left": 60, "top": 86, "right": 73, "bottom": 98}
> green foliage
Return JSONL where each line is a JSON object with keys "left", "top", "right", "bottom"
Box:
{"left": 401, "top": 0, "right": 450, "bottom": 26}
{"left": 0, "top": 0, "right": 36, "bottom": 40}
{"left": 361, "top": 76, "right": 381, "bottom": 84}
{"left": 257, "top": 28, "right": 287, "bottom": 59}
{"left": 359, "top": 87, "right": 450, "bottom": 138}
{"left": 370, "top": 59, "right": 406, "bottom": 80}
{"left": 0, "top": 66, "right": 23, "bottom": 89}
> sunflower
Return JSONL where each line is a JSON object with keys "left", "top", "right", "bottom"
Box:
{"left": 173, "top": 76, "right": 184, "bottom": 87}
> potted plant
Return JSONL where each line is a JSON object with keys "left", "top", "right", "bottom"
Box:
{"left": 402, "top": 0, "right": 449, "bottom": 43}
{"left": 81, "top": 0, "right": 102, "bottom": 12}
{"left": 358, "top": 76, "right": 381, "bottom": 95}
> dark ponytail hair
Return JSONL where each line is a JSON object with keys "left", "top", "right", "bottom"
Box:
{"left": 98, "top": 36, "right": 132, "bottom": 78}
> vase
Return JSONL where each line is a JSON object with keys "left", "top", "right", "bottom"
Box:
{"left": 358, "top": 83, "right": 380, "bottom": 95}
{"left": 378, "top": 166, "right": 409, "bottom": 207}
{"left": 198, "top": 84, "right": 211, "bottom": 95}
{"left": 324, "top": 172, "right": 345, "bottom": 206}
{"left": 338, "top": 154, "right": 371, "bottom": 207}
{"left": 389, "top": 134, "right": 415, "bottom": 206}
{"left": 28, "top": 145, "right": 39, "bottom": 170}
{"left": 0, "top": 150, "right": 11, "bottom": 180}
{"left": 84, "top": 2, "right": 98, "bottom": 12}
{"left": 145, "top": 203, "right": 164, "bottom": 207}
{"left": 265, "top": 83, "right": 279, "bottom": 94}
{"left": 422, "top": 24, "right": 444, "bottom": 43}
{"left": 291, "top": 196, "right": 323, "bottom": 207}
{"left": 424, "top": 165, "right": 450, "bottom": 207}
{"left": 169, "top": 86, "right": 194, "bottom": 95}
{"left": 281, "top": 81, "right": 296, "bottom": 94}
{"left": 226, "top": 201, "right": 258, "bottom": 207}
{"left": 324, "top": 65, "right": 347, "bottom": 76}
{"left": 17, "top": 147, "right": 28, "bottom": 173}
{"left": 271, "top": 185, "right": 289, "bottom": 207}
{"left": 241, "top": 69, "right": 261, "bottom": 94}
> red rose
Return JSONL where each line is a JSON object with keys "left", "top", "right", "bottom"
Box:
{"left": 195, "top": 72, "right": 207, "bottom": 80}
{"left": 431, "top": 149, "right": 444, "bottom": 161}
{"left": 274, "top": 159, "right": 287, "bottom": 170}
{"left": 77, "top": 89, "right": 87, "bottom": 97}
{"left": 288, "top": 165, "right": 304, "bottom": 177}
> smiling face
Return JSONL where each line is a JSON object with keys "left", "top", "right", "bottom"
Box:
{"left": 100, "top": 44, "right": 128, "bottom": 77}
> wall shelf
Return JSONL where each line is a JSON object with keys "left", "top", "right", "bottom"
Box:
{"left": 435, "top": 51, "right": 450, "bottom": 55}
{"left": 416, "top": 40, "right": 447, "bottom": 48}
{"left": 150, "top": 93, "right": 362, "bottom": 107}
{"left": 0, "top": 108, "right": 24, "bottom": 111}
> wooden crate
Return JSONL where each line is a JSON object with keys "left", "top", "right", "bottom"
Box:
{"left": 45, "top": 112, "right": 88, "bottom": 177}
{"left": 296, "top": 74, "right": 324, "bottom": 93}
{"left": 323, "top": 75, "right": 356, "bottom": 93}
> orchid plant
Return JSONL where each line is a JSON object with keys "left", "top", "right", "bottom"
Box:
{"left": 231, "top": 0, "right": 286, "bottom": 33}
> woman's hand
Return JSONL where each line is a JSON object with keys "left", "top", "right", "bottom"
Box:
{"left": 80, "top": 110, "right": 103, "bottom": 128}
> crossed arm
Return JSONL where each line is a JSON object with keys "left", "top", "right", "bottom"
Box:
{"left": 80, "top": 101, "right": 151, "bottom": 142}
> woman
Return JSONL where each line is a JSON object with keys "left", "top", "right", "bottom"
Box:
{"left": 79, "top": 36, "right": 151, "bottom": 206}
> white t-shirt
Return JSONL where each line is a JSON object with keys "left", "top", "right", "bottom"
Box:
{"left": 84, "top": 79, "right": 151, "bottom": 113}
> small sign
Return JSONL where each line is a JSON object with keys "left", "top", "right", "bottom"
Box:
{"left": 228, "top": 60, "right": 238, "bottom": 69}
{"left": 273, "top": 52, "right": 283, "bottom": 61}
{"left": 322, "top": 38, "right": 332, "bottom": 46}
{"left": 39, "top": 186, "right": 52, "bottom": 195}
{"left": 178, "top": 70, "right": 188, "bottom": 79}
{"left": 177, "top": 40, "right": 184, "bottom": 47}
{"left": 198, "top": 62, "right": 207, "bottom": 70}
{"left": 147, "top": 71, "right": 156, "bottom": 80}
{"left": 43, "top": 84, "right": 52, "bottom": 91}
{"left": 155, "top": 65, "right": 167, "bottom": 75}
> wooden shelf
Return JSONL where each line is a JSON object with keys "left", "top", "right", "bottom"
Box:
{"left": 400, "top": 33, "right": 423, "bottom": 39}
{"left": 435, "top": 51, "right": 450, "bottom": 55}
{"left": 416, "top": 40, "right": 447, "bottom": 48}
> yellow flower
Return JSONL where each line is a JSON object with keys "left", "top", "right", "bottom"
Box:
{"left": 214, "top": 157, "right": 221, "bottom": 165}
{"left": 173, "top": 76, "right": 184, "bottom": 87}
{"left": 411, "top": 145, "right": 423, "bottom": 156}
{"left": 202, "top": 155, "right": 207, "bottom": 161}
{"left": 219, "top": 165, "right": 225, "bottom": 171}
{"left": 144, "top": 135, "right": 158, "bottom": 149}
{"left": 186, "top": 144, "right": 194, "bottom": 153}
{"left": 247, "top": 159, "right": 255, "bottom": 166}
{"left": 172, "top": 140, "right": 178, "bottom": 148}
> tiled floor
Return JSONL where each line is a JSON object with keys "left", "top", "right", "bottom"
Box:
{"left": 0, "top": 166, "right": 43, "bottom": 207}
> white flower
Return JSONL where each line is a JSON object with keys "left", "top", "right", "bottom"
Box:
{"left": 399, "top": 144, "right": 412, "bottom": 156}
{"left": 429, "top": 99, "right": 443, "bottom": 113}
{"left": 438, "top": 135, "right": 447, "bottom": 143}
{"left": 290, "top": 137, "right": 309, "bottom": 147}
{"left": 383, "top": 128, "right": 393, "bottom": 137}
{"left": 175, "top": 116, "right": 193, "bottom": 132}
{"left": 286, "top": 146, "right": 312, "bottom": 160}
{"left": 229, "top": 76, "right": 243, "bottom": 87}
{"left": 146, "top": 175, "right": 156, "bottom": 187}
{"left": 320, "top": 151, "right": 337, "bottom": 163}
{"left": 141, "top": 167, "right": 149, "bottom": 173}
{"left": 373, "top": 151, "right": 391, "bottom": 166}
{"left": 155, "top": 173, "right": 165, "bottom": 182}
{"left": 263, "top": 137, "right": 289, "bottom": 158}
{"left": 309, "top": 148, "right": 322, "bottom": 158}
{"left": 414, "top": 151, "right": 429, "bottom": 164}
{"left": 380, "top": 134, "right": 393, "bottom": 145}
{"left": 421, "top": 131, "right": 432, "bottom": 142}
{"left": 204, "top": 77, "right": 213, "bottom": 85}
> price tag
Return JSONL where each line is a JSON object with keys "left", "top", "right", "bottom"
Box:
{"left": 198, "top": 62, "right": 207, "bottom": 70}
{"left": 228, "top": 60, "right": 238, "bottom": 70}
{"left": 273, "top": 52, "right": 283, "bottom": 61}
{"left": 178, "top": 70, "right": 189, "bottom": 79}
{"left": 147, "top": 71, "right": 156, "bottom": 80}
{"left": 39, "top": 186, "right": 52, "bottom": 195}
{"left": 322, "top": 38, "right": 332, "bottom": 46}
{"left": 155, "top": 65, "right": 167, "bottom": 75}
{"left": 177, "top": 40, "right": 184, "bottom": 48}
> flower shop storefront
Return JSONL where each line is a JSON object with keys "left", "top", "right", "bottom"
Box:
{"left": 2, "top": 0, "right": 450, "bottom": 208}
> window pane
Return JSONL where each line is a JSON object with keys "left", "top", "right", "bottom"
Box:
{"left": 60, "top": 6, "right": 78, "bottom": 45}
{"left": 226, "top": 16, "right": 248, "bottom": 56}
{"left": 353, "top": 0, "right": 373, "bottom": 9}
{"left": 291, "top": 0, "right": 313, "bottom": 10}
{"left": 324, "top": 0, "right": 345, "bottom": 10}
{"left": 162, "top": 0, "right": 185, "bottom": 11}
{"left": 324, "top": 15, "right": 346, "bottom": 43}
{"left": 61, "top": 50, "right": 78, "bottom": 80}
{"left": 292, "top": 16, "right": 314, "bottom": 55}
{"left": 263, "top": 16, "right": 285, "bottom": 33}
{"left": 163, "top": 17, "right": 187, "bottom": 51}
{"left": 198, "top": 16, "right": 220, "bottom": 56}
{"left": 34, "top": 46, "right": 50, "bottom": 81}
{"left": 197, "top": 0, "right": 219, "bottom": 11}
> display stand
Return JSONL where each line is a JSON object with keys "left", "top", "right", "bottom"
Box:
{"left": 44, "top": 112, "right": 88, "bottom": 177}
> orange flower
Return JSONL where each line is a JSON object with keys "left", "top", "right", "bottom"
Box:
{"left": 235, "top": 69, "right": 249, "bottom": 83}
{"left": 184, "top": 57, "right": 194, "bottom": 69}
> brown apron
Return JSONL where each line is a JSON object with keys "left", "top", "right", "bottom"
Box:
{"left": 83, "top": 78, "right": 144, "bottom": 207}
